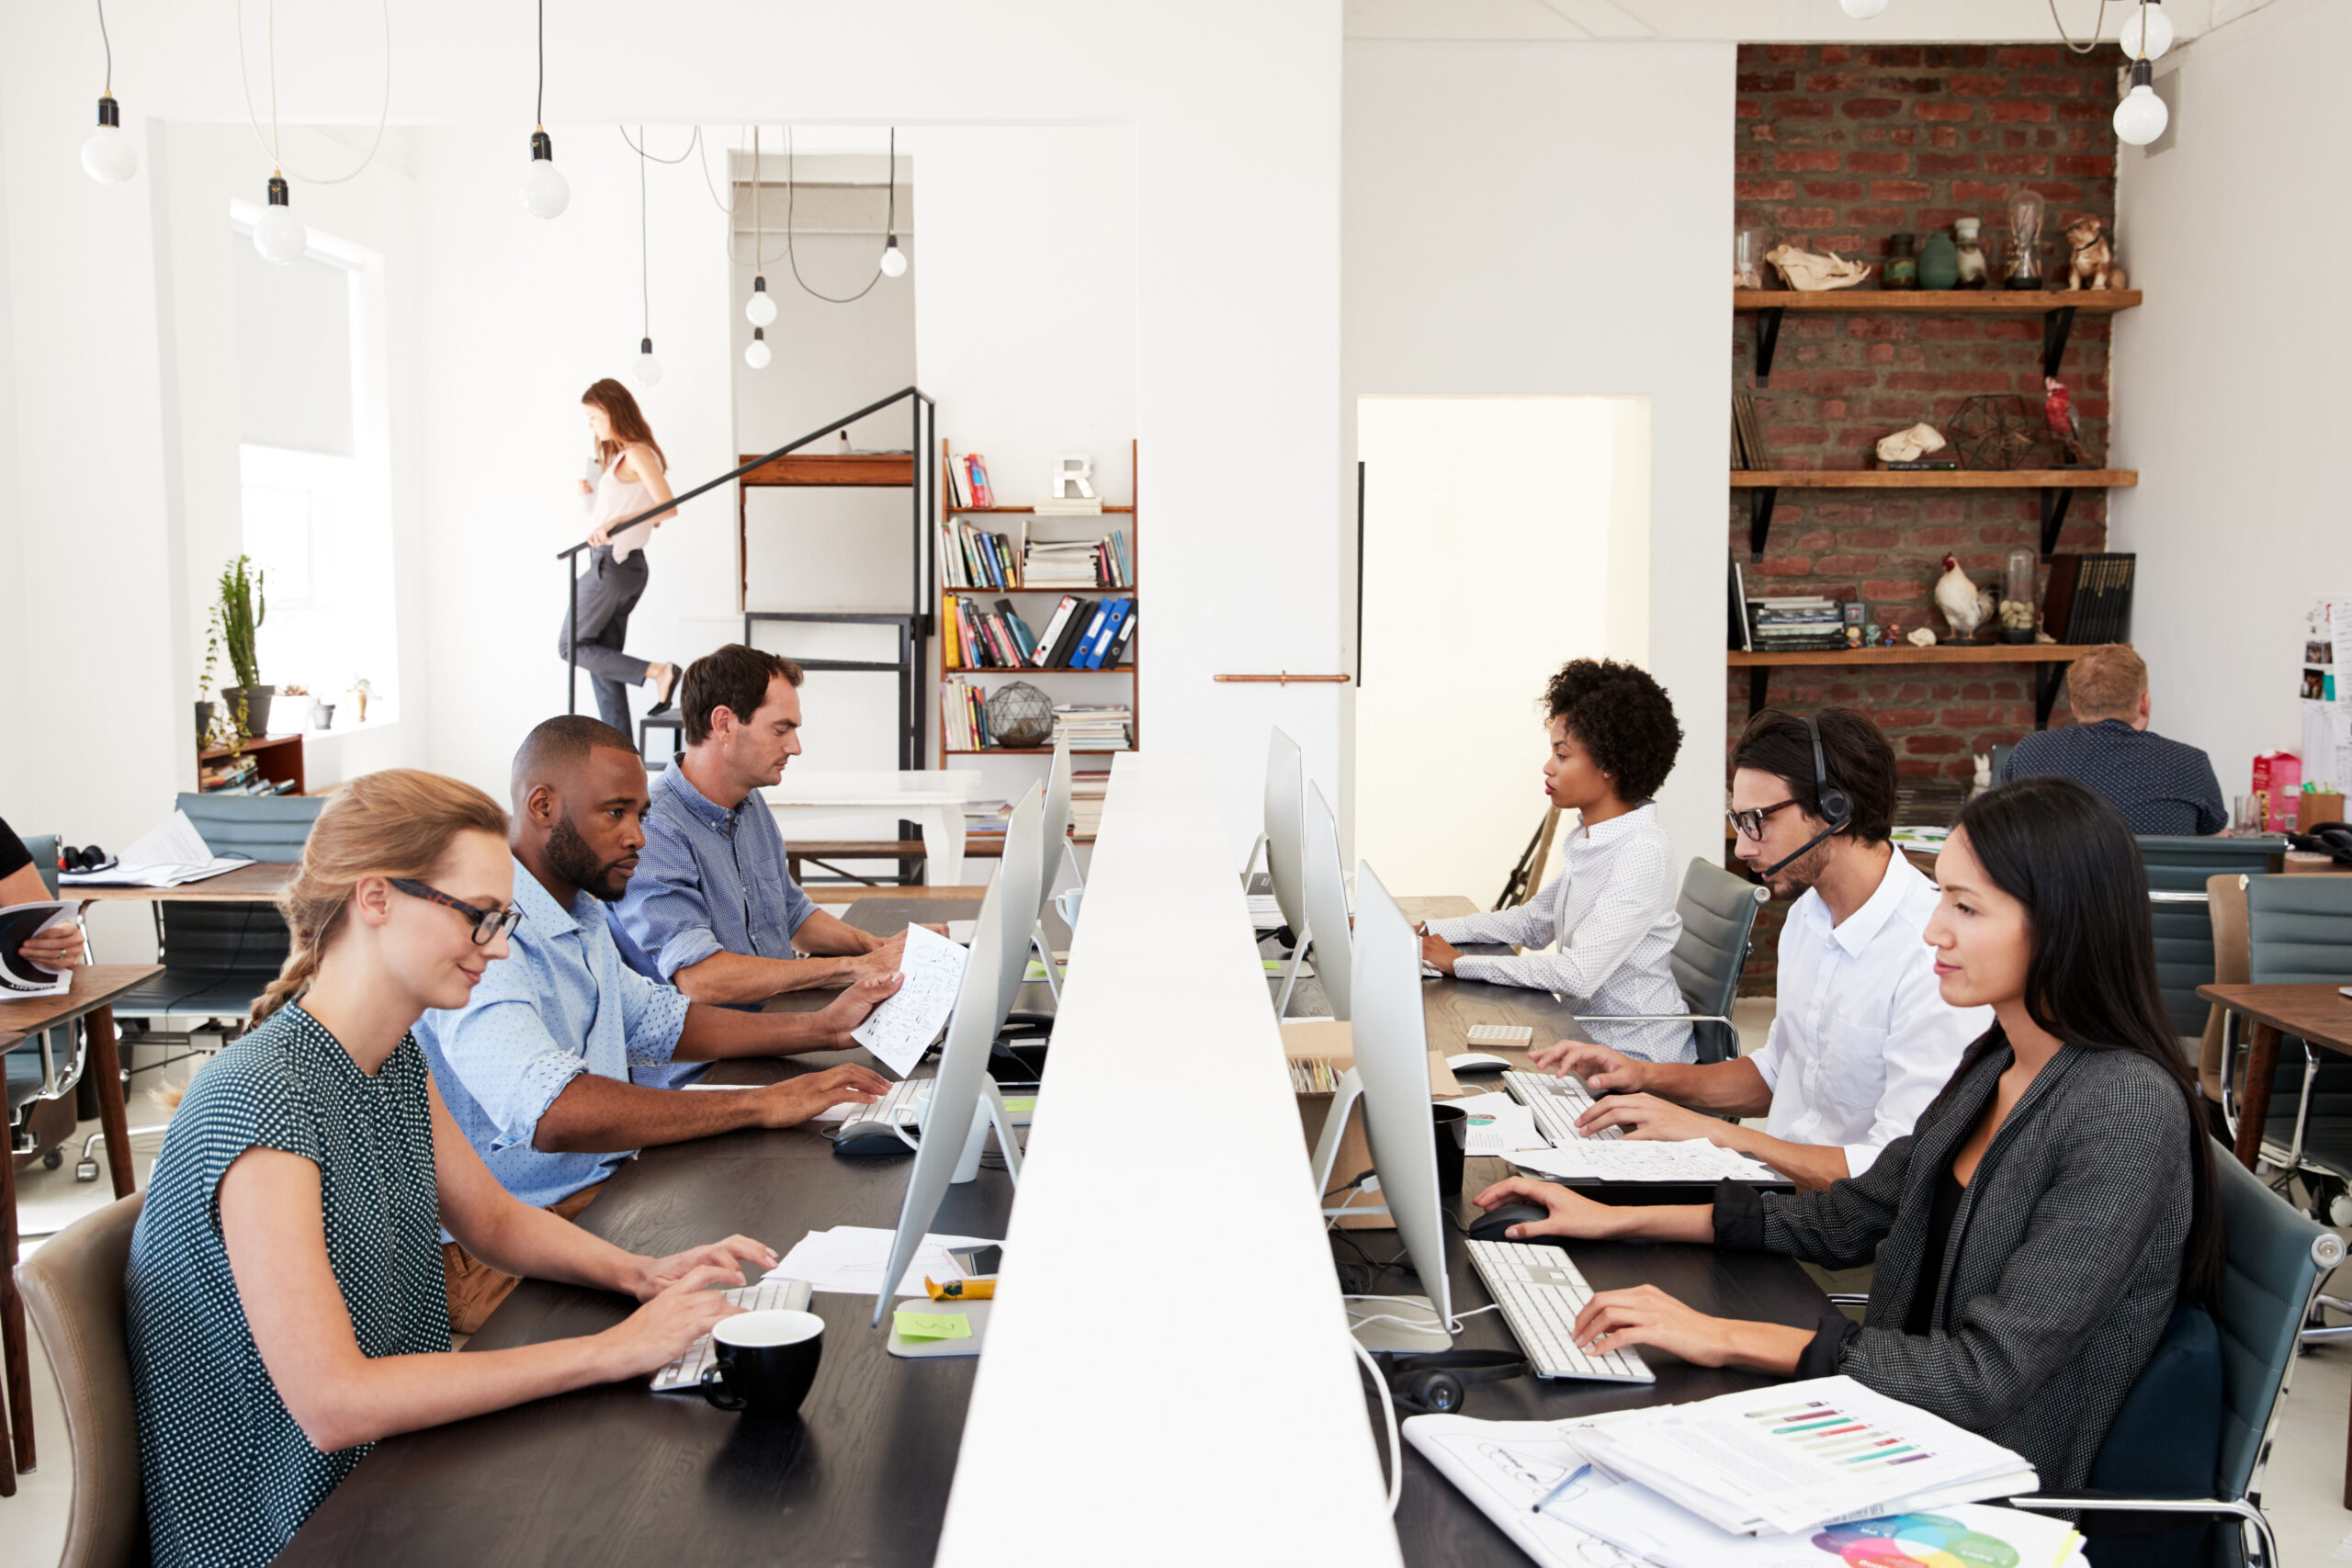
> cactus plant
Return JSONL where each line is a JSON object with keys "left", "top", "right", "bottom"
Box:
{"left": 217, "top": 555, "right": 266, "bottom": 689}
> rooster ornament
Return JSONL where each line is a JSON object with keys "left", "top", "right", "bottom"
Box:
{"left": 1935, "top": 554, "right": 1991, "bottom": 642}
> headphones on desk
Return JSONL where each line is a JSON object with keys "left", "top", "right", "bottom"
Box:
{"left": 56, "top": 844, "right": 110, "bottom": 874}
{"left": 1759, "top": 714, "right": 1854, "bottom": 879}
{"left": 1380, "top": 1350, "right": 1528, "bottom": 1416}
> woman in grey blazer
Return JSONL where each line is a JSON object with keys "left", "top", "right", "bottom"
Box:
{"left": 1475, "top": 775, "right": 2222, "bottom": 1491}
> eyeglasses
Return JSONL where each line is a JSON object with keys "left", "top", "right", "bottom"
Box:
{"left": 388, "top": 879, "right": 526, "bottom": 946}
{"left": 1725, "top": 798, "right": 1804, "bottom": 841}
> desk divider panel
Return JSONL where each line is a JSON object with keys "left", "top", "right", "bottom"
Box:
{"left": 937, "top": 751, "right": 1402, "bottom": 1566}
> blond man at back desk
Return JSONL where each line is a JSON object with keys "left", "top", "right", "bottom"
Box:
{"left": 1536, "top": 708, "right": 1989, "bottom": 1190}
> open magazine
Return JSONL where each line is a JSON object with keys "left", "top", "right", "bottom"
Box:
{"left": 0, "top": 901, "right": 82, "bottom": 998}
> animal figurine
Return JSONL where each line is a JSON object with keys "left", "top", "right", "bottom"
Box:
{"left": 2043, "top": 377, "right": 2092, "bottom": 466}
{"left": 1906, "top": 626, "right": 1939, "bottom": 648}
{"left": 1971, "top": 753, "right": 1995, "bottom": 797}
{"left": 1934, "top": 554, "right": 1986, "bottom": 641}
{"left": 2064, "top": 217, "right": 2124, "bottom": 291}
{"left": 1764, "top": 243, "right": 1872, "bottom": 292}
{"left": 1874, "top": 423, "right": 1947, "bottom": 465}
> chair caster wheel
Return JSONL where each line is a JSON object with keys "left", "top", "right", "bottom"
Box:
{"left": 42, "top": 1148, "right": 63, "bottom": 1170}
{"left": 74, "top": 1158, "right": 99, "bottom": 1182}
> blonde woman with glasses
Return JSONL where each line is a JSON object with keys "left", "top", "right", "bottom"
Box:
{"left": 126, "top": 770, "right": 767, "bottom": 1568}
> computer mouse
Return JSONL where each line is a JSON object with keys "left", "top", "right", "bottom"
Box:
{"left": 1447, "top": 1052, "right": 1512, "bottom": 1075}
{"left": 1465, "top": 1202, "right": 1555, "bottom": 1243}
{"left": 831, "top": 1120, "right": 914, "bottom": 1157}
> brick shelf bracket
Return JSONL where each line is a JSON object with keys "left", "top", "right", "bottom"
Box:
{"left": 2040, "top": 304, "right": 2077, "bottom": 379}
{"left": 2035, "top": 661, "right": 2070, "bottom": 728}
{"left": 2039, "top": 486, "right": 2075, "bottom": 559}
{"left": 1748, "top": 486, "right": 1779, "bottom": 562}
{"left": 1753, "top": 306, "right": 1786, "bottom": 384}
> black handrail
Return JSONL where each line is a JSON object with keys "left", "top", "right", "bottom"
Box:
{"left": 562, "top": 385, "right": 934, "bottom": 730}
{"left": 558, "top": 384, "right": 928, "bottom": 558}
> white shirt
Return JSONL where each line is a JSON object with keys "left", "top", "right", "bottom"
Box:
{"left": 1749, "top": 849, "right": 1991, "bottom": 1177}
{"left": 1426, "top": 802, "right": 1695, "bottom": 1063}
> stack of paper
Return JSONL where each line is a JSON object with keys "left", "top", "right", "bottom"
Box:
{"left": 59, "top": 809, "right": 253, "bottom": 888}
{"left": 1245, "top": 894, "right": 1285, "bottom": 930}
{"left": 1510, "top": 1137, "right": 1783, "bottom": 1184}
{"left": 768, "top": 1224, "right": 1001, "bottom": 1297}
{"left": 1068, "top": 771, "right": 1110, "bottom": 838}
{"left": 1051, "top": 704, "right": 1133, "bottom": 750}
{"left": 1444, "top": 1090, "right": 1548, "bottom": 1156}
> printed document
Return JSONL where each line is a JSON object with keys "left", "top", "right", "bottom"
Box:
{"left": 1447, "top": 1090, "right": 1549, "bottom": 1156}
{"left": 851, "top": 921, "right": 968, "bottom": 1077}
{"left": 768, "top": 1224, "right": 1000, "bottom": 1297}
{"left": 1510, "top": 1138, "right": 1782, "bottom": 1184}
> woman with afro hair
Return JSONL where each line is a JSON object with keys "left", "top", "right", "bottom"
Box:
{"left": 1418, "top": 659, "right": 1695, "bottom": 1061}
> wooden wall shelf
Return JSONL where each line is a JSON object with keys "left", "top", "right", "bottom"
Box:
{"left": 738, "top": 452, "right": 915, "bottom": 487}
{"left": 1732, "top": 642, "right": 2113, "bottom": 728}
{"left": 1736, "top": 469, "right": 2139, "bottom": 563}
{"left": 952, "top": 504, "right": 1135, "bottom": 515}
{"left": 1736, "top": 288, "right": 2139, "bottom": 386}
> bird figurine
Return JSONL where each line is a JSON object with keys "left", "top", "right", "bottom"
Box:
{"left": 1935, "top": 553, "right": 1986, "bottom": 640}
{"left": 2043, "top": 376, "right": 2090, "bottom": 466}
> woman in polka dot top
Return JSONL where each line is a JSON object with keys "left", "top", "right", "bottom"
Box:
{"left": 126, "top": 770, "right": 769, "bottom": 1568}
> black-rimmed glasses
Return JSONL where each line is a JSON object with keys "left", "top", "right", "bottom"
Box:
{"left": 1725, "top": 798, "right": 1804, "bottom": 841}
{"left": 389, "top": 879, "right": 526, "bottom": 946}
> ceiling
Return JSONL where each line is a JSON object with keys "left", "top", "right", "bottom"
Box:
{"left": 1342, "top": 0, "right": 2226, "bottom": 43}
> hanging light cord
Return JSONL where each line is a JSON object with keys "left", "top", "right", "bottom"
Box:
{"left": 96, "top": 0, "right": 113, "bottom": 94}
{"left": 235, "top": 0, "right": 390, "bottom": 183}
{"left": 2046, "top": 0, "right": 2113, "bottom": 54}
{"left": 534, "top": 0, "right": 544, "bottom": 125}
{"left": 638, "top": 127, "right": 651, "bottom": 340}
{"left": 783, "top": 124, "right": 887, "bottom": 305}
{"left": 619, "top": 124, "right": 700, "bottom": 163}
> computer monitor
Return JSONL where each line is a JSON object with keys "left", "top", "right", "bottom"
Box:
{"left": 993, "top": 782, "right": 1045, "bottom": 1020}
{"left": 1345, "top": 861, "right": 1453, "bottom": 1351}
{"left": 872, "top": 790, "right": 1039, "bottom": 1324}
{"left": 1301, "top": 782, "right": 1351, "bottom": 1022}
{"left": 1263, "top": 728, "right": 1308, "bottom": 1014}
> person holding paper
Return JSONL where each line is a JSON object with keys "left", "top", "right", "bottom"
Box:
{"left": 0, "top": 816, "right": 82, "bottom": 969}
{"left": 126, "top": 769, "right": 774, "bottom": 1568}
{"left": 613, "top": 644, "right": 943, "bottom": 1035}
{"left": 417, "top": 716, "right": 897, "bottom": 1332}
{"left": 1417, "top": 659, "right": 1696, "bottom": 1062}
{"left": 1533, "top": 709, "right": 1988, "bottom": 1190}
{"left": 1472, "top": 776, "right": 2222, "bottom": 1493}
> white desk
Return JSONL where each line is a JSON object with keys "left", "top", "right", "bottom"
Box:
{"left": 938, "top": 752, "right": 1402, "bottom": 1566}
{"left": 761, "top": 770, "right": 982, "bottom": 887}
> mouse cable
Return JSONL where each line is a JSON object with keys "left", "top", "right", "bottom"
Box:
{"left": 1342, "top": 1295, "right": 1500, "bottom": 1337}
{"left": 1351, "top": 1336, "right": 1403, "bottom": 1516}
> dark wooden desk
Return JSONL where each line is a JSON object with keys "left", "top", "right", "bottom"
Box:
{"left": 0, "top": 963, "right": 159, "bottom": 1488}
{"left": 2197, "top": 982, "right": 2352, "bottom": 1173}
{"left": 69, "top": 861, "right": 296, "bottom": 903}
{"left": 1366, "top": 1156, "right": 1831, "bottom": 1565}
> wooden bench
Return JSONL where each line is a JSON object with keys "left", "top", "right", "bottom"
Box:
{"left": 786, "top": 837, "right": 1006, "bottom": 888}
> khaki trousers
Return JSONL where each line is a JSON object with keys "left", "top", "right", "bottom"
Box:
{"left": 442, "top": 1180, "right": 606, "bottom": 1336}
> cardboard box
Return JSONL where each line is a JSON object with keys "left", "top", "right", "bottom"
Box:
{"left": 2302, "top": 790, "right": 2346, "bottom": 831}
{"left": 1285, "top": 1020, "right": 1460, "bottom": 1231}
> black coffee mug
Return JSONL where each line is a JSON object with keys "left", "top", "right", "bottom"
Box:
{"left": 699, "top": 1309, "right": 825, "bottom": 1420}
{"left": 1431, "top": 1102, "right": 1469, "bottom": 1197}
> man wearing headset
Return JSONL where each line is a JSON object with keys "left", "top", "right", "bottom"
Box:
{"left": 1532, "top": 707, "right": 1988, "bottom": 1190}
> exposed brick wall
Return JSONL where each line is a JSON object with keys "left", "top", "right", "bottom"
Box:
{"left": 1727, "top": 43, "right": 2123, "bottom": 994}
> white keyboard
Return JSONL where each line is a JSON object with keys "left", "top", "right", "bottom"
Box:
{"left": 1465, "top": 1239, "right": 1654, "bottom": 1384}
{"left": 650, "top": 1276, "right": 814, "bottom": 1392}
{"left": 864, "top": 1077, "right": 933, "bottom": 1128}
{"left": 1503, "top": 1070, "right": 1623, "bottom": 1144}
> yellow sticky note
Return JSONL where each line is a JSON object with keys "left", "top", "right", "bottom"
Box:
{"left": 894, "top": 1311, "right": 973, "bottom": 1341}
{"left": 1001, "top": 1097, "right": 1037, "bottom": 1114}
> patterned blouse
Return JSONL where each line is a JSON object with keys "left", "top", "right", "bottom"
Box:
{"left": 127, "top": 1004, "right": 451, "bottom": 1568}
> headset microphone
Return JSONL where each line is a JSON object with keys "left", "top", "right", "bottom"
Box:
{"left": 1758, "top": 715, "right": 1853, "bottom": 881}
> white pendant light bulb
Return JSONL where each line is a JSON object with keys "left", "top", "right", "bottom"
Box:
{"left": 2120, "top": 0, "right": 2173, "bottom": 62}
{"left": 746, "top": 276, "right": 777, "bottom": 327}
{"left": 879, "top": 232, "right": 909, "bottom": 278}
{"left": 254, "top": 174, "right": 307, "bottom": 265}
{"left": 744, "top": 327, "right": 772, "bottom": 370}
{"left": 1839, "top": 0, "right": 1890, "bottom": 17}
{"left": 635, "top": 336, "right": 663, "bottom": 387}
{"left": 520, "top": 129, "right": 569, "bottom": 219}
{"left": 82, "top": 94, "right": 136, "bottom": 185}
{"left": 2113, "top": 59, "right": 2169, "bottom": 145}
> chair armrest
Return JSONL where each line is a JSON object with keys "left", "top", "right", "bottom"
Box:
{"left": 2009, "top": 1492, "right": 2272, "bottom": 1557}
{"left": 1825, "top": 1293, "right": 1869, "bottom": 1306}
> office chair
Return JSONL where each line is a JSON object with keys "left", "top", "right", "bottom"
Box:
{"left": 2222, "top": 874, "right": 2352, "bottom": 1206}
{"left": 108, "top": 793, "right": 322, "bottom": 1024}
{"left": 1570, "top": 859, "right": 1769, "bottom": 1066}
{"left": 2136, "top": 835, "right": 2285, "bottom": 1042}
{"left": 2009, "top": 1144, "right": 2343, "bottom": 1567}
{"left": 17, "top": 1191, "right": 146, "bottom": 1568}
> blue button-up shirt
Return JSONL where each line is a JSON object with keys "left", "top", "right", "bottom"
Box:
{"left": 615, "top": 764, "right": 818, "bottom": 994}
{"left": 416, "top": 854, "right": 691, "bottom": 1210}
{"left": 2000, "top": 718, "right": 2227, "bottom": 836}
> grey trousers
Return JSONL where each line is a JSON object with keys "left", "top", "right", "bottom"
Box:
{"left": 558, "top": 546, "right": 652, "bottom": 736}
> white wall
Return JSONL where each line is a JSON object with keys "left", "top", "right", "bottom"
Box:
{"left": 1342, "top": 39, "right": 1735, "bottom": 875}
{"left": 2109, "top": 0, "right": 2352, "bottom": 795}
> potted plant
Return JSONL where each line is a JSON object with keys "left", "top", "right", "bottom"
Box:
{"left": 346, "top": 677, "right": 372, "bottom": 724}
{"left": 195, "top": 613, "right": 221, "bottom": 750}
{"left": 216, "top": 555, "right": 272, "bottom": 738}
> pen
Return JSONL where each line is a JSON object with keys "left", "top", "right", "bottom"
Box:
{"left": 1532, "top": 1462, "right": 1590, "bottom": 1514}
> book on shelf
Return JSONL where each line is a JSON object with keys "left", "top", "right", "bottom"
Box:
{"left": 1019, "top": 595, "right": 1136, "bottom": 670}
{"left": 1022, "top": 528, "right": 1133, "bottom": 589}
{"left": 2042, "top": 551, "right": 2135, "bottom": 645}
{"left": 1726, "top": 555, "right": 1751, "bottom": 651}
{"left": 941, "top": 677, "right": 990, "bottom": 751}
{"left": 1068, "top": 771, "right": 1110, "bottom": 837}
{"left": 961, "top": 454, "right": 995, "bottom": 509}
{"left": 940, "top": 519, "right": 1023, "bottom": 590}
{"left": 1744, "top": 593, "right": 1849, "bottom": 652}
{"left": 1730, "top": 390, "right": 1770, "bottom": 470}
{"left": 1052, "top": 703, "right": 1134, "bottom": 751}
{"left": 945, "top": 593, "right": 1055, "bottom": 671}
{"left": 962, "top": 798, "right": 1012, "bottom": 841}
{"left": 944, "top": 454, "right": 968, "bottom": 510}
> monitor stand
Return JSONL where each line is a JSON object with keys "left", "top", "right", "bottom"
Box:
{"left": 886, "top": 1298, "right": 993, "bottom": 1360}
{"left": 1345, "top": 1294, "right": 1450, "bottom": 1354}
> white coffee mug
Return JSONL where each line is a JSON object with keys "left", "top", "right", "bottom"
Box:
{"left": 1053, "top": 887, "right": 1083, "bottom": 930}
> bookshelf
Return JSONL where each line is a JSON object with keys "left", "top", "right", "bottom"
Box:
{"left": 198, "top": 733, "right": 307, "bottom": 795}
{"left": 937, "top": 439, "right": 1138, "bottom": 834}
